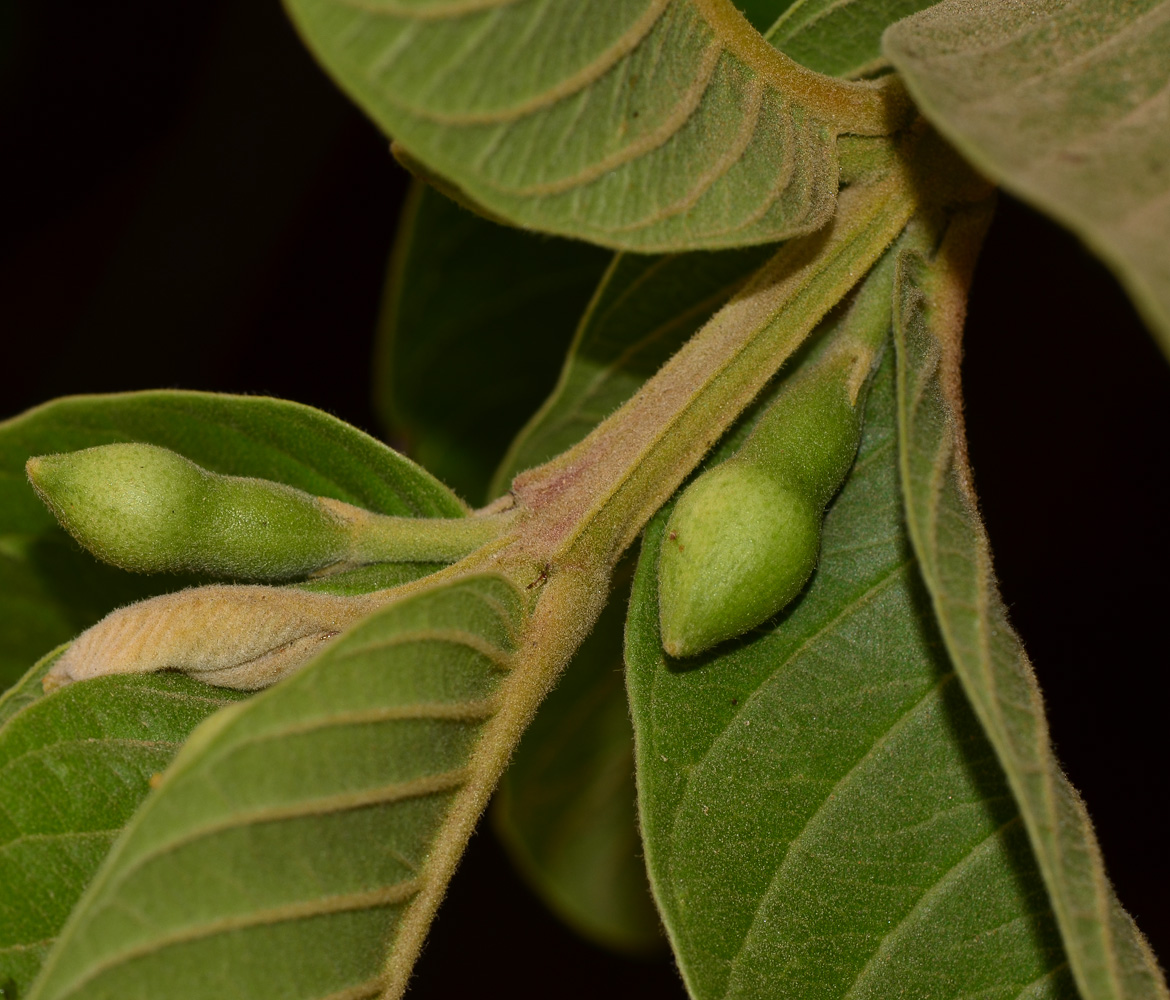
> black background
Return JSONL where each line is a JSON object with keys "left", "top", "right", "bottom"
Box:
{"left": 2, "top": 1, "right": 1167, "bottom": 995}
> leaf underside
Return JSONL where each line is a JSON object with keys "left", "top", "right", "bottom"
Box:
{"left": 892, "top": 225, "right": 1169, "bottom": 1000}
{"left": 0, "top": 653, "right": 247, "bottom": 999}
{"left": 626, "top": 348, "right": 1077, "bottom": 1000}
{"left": 282, "top": 0, "right": 898, "bottom": 252}
{"left": 883, "top": 0, "right": 1170, "bottom": 354}
{"left": 25, "top": 573, "right": 525, "bottom": 1000}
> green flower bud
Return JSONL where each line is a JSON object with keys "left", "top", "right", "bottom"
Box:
{"left": 27, "top": 443, "right": 505, "bottom": 583}
{"left": 656, "top": 243, "right": 901, "bottom": 658}
{"left": 27, "top": 443, "right": 354, "bottom": 580}
{"left": 658, "top": 350, "right": 872, "bottom": 658}
{"left": 741, "top": 352, "right": 864, "bottom": 506}
{"left": 658, "top": 462, "right": 820, "bottom": 658}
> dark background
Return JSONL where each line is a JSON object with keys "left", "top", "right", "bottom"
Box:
{"left": 2, "top": 0, "right": 1167, "bottom": 995}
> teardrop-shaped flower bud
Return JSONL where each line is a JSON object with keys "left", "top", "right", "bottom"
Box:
{"left": 657, "top": 462, "right": 821, "bottom": 658}
{"left": 27, "top": 443, "right": 354, "bottom": 580}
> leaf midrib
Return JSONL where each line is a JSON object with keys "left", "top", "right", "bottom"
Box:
{"left": 540, "top": 276, "right": 759, "bottom": 446}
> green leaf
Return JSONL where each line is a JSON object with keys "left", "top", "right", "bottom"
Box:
{"left": 627, "top": 348, "right": 1076, "bottom": 1000}
{"left": 493, "top": 562, "right": 662, "bottom": 955}
{"left": 493, "top": 244, "right": 776, "bottom": 492}
{"left": 883, "top": 0, "right": 1170, "bottom": 354}
{"left": 373, "top": 182, "right": 610, "bottom": 503}
{"left": 0, "top": 656, "right": 247, "bottom": 998}
{"left": 0, "top": 560, "right": 447, "bottom": 997}
{"left": 26, "top": 573, "right": 529, "bottom": 1000}
{"left": 761, "top": 0, "right": 941, "bottom": 79}
{"left": 0, "top": 649, "right": 68, "bottom": 737}
{"left": 282, "top": 0, "right": 904, "bottom": 252}
{"left": 0, "top": 539, "right": 159, "bottom": 693}
{"left": 892, "top": 211, "right": 1169, "bottom": 1000}
{"left": 0, "top": 391, "right": 465, "bottom": 691}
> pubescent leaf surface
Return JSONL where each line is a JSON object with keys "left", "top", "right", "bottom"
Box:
{"left": 25, "top": 573, "right": 526, "bottom": 1000}
{"left": 373, "top": 182, "right": 609, "bottom": 502}
{"left": 0, "top": 653, "right": 246, "bottom": 999}
{"left": 892, "top": 215, "right": 1169, "bottom": 1000}
{"left": 627, "top": 347, "right": 1076, "bottom": 1000}
{"left": 883, "top": 0, "right": 1170, "bottom": 354}
{"left": 283, "top": 0, "right": 904, "bottom": 251}
{"left": 0, "top": 392, "right": 464, "bottom": 691}
{"left": 738, "top": 0, "right": 941, "bottom": 79}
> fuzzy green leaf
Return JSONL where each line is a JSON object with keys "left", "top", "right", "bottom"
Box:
{"left": 0, "top": 653, "right": 247, "bottom": 998}
{"left": 24, "top": 573, "right": 528, "bottom": 1000}
{"left": 0, "top": 536, "right": 195, "bottom": 695}
{"left": 493, "top": 563, "right": 662, "bottom": 954}
{"left": 738, "top": 0, "right": 941, "bottom": 79}
{"left": 0, "top": 565, "right": 444, "bottom": 997}
{"left": 627, "top": 349, "right": 1076, "bottom": 1000}
{"left": 883, "top": 0, "right": 1170, "bottom": 353}
{"left": 0, "top": 392, "right": 464, "bottom": 691}
{"left": 373, "top": 182, "right": 609, "bottom": 503}
{"left": 282, "top": 0, "right": 905, "bottom": 252}
{"left": 0, "top": 649, "right": 66, "bottom": 731}
{"left": 892, "top": 215, "right": 1169, "bottom": 1000}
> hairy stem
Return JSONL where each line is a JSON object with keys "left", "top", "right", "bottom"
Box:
{"left": 507, "top": 170, "right": 917, "bottom": 579}
{"left": 337, "top": 503, "right": 514, "bottom": 567}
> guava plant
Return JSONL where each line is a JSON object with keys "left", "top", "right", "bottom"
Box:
{"left": 1, "top": 1, "right": 1167, "bottom": 999}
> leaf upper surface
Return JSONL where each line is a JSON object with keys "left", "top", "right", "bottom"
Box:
{"left": 883, "top": 0, "right": 1170, "bottom": 353}
{"left": 283, "top": 0, "right": 904, "bottom": 251}
{"left": 891, "top": 214, "right": 1169, "bottom": 1000}
{"left": 627, "top": 348, "right": 1076, "bottom": 1000}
